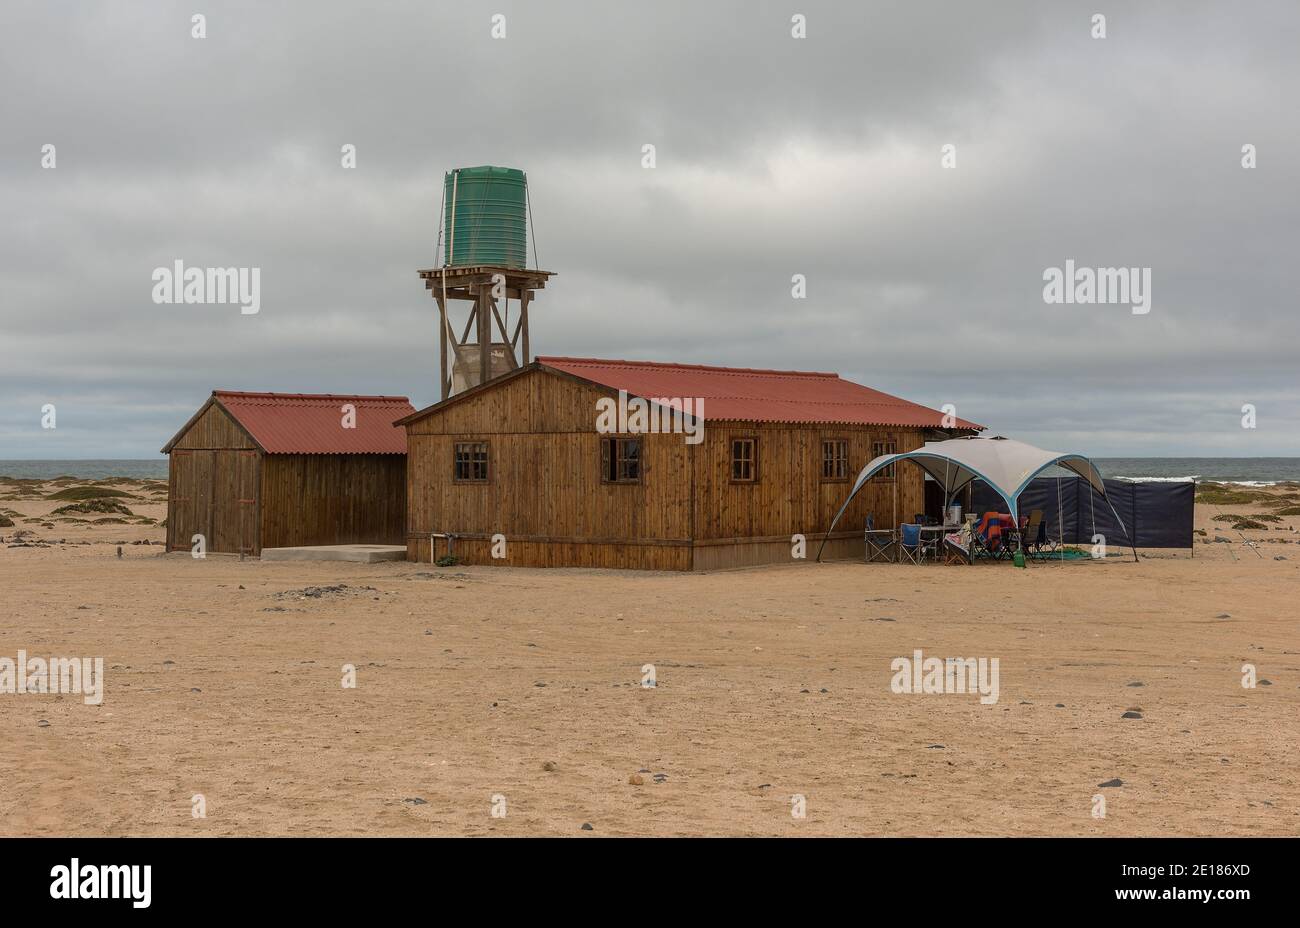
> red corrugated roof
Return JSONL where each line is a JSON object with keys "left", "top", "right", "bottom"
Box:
{"left": 214, "top": 391, "right": 414, "bottom": 454}
{"left": 536, "top": 357, "right": 983, "bottom": 430}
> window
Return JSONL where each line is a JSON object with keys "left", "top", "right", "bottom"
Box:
{"left": 822, "top": 439, "right": 849, "bottom": 481}
{"left": 600, "top": 437, "right": 641, "bottom": 483}
{"left": 454, "top": 442, "right": 489, "bottom": 482}
{"left": 730, "top": 437, "right": 757, "bottom": 483}
{"left": 871, "top": 439, "right": 897, "bottom": 480}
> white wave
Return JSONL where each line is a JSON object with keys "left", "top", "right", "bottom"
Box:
{"left": 1110, "top": 475, "right": 1198, "bottom": 483}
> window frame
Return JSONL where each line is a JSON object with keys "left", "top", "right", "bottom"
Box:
{"left": 871, "top": 438, "right": 898, "bottom": 481}
{"left": 453, "top": 440, "right": 491, "bottom": 484}
{"left": 600, "top": 436, "right": 643, "bottom": 485}
{"left": 821, "top": 437, "right": 850, "bottom": 483}
{"left": 729, "top": 436, "right": 759, "bottom": 484}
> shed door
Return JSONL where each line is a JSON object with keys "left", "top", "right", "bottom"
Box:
{"left": 169, "top": 450, "right": 259, "bottom": 555}
{"left": 167, "top": 451, "right": 193, "bottom": 551}
{"left": 168, "top": 450, "right": 213, "bottom": 553}
{"left": 209, "top": 449, "right": 259, "bottom": 555}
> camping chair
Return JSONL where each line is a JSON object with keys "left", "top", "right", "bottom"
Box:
{"left": 1032, "top": 516, "right": 1059, "bottom": 560}
{"left": 898, "top": 523, "right": 925, "bottom": 564}
{"left": 942, "top": 527, "right": 972, "bottom": 565}
{"left": 970, "top": 512, "right": 1000, "bottom": 560}
{"left": 989, "top": 521, "right": 1009, "bottom": 559}
{"left": 1018, "top": 509, "right": 1043, "bottom": 559}
{"left": 1014, "top": 510, "right": 1042, "bottom": 558}
{"left": 864, "top": 514, "right": 897, "bottom": 563}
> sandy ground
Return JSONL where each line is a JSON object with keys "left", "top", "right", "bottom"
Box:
{"left": 2, "top": 477, "right": 1298, "bottom": 836}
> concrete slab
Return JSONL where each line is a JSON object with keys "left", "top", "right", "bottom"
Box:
{"left": 260, "top": 544, "right": 407, "bottom": 564}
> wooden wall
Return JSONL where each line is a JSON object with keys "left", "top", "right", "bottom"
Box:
{"left": 260, "top": 454, "right": 406, "bottom": 549}
{"left": 692, "top": 422, "right": 925, "bottom": 540}
{"left": 687, "top": 421, "right": 924, "bottom": 568}
{"left": 409, "top": 536, "right": 691, "bottom": 570}
{"left": 169, "top": 402, "right": 256, "bottom": 451}
{"left": 406, "top": 369, "right": 691, "bottom": 568}
{"left": 404, "top": 367, "right": 930, "bottom": 570}
{"left": 692, "top": 534, "right": 863, "bottom": 571}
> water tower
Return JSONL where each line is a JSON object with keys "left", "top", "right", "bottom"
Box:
{"left": 418, "top": 166, "right": 554, "bottom": 400}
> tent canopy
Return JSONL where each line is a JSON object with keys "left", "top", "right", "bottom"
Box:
{"left": 819, "top": 435, "right": 1132, "bottom": 559}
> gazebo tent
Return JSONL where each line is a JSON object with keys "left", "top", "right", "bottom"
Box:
{"left": 817, "top": 435, "right": 1137, "bottom": 561}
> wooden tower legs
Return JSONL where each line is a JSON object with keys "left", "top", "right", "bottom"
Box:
{"left": 421, "top": 266, "right": 552, "bottom": 399}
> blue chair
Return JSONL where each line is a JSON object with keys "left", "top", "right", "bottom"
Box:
{"left": 899, "top": 523, "right": 923, "bottom": 564}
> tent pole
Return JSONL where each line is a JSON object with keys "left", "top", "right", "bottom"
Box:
{"left": 1015, "top": 492, "right": 1029, "bottom": 566}
{"left": 1102, "top": 493, "right": 1139, "bottom": 562}
{"left": 1056, "top": 473, "right": 1064, "bottom": 568}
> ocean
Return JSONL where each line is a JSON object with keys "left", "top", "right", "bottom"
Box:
{"left": 1091, "top": 458, "right": 1300, "bottom": 485}
{"left": 0, "top": 459, "right": 169, "bottom": 480}
{"left": 2, "top": 457, "right": 1300, "bottom": 484}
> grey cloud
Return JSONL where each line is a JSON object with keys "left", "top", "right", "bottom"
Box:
{"left": 1, "top": 0, "right": 1296, "bottom": 457}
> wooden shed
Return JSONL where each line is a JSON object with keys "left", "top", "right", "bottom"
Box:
{"left": 161, "top": 391, "right": 414, "bottom": 556}
{"left": 397, "top": 358, "right": 982, "bottom": 570}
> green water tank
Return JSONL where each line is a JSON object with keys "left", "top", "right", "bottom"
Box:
{"left": 443, "top": 166, "right": 528, "bottom": 268}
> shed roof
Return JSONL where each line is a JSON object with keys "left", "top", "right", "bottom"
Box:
{"left": 163, "top": 391, "right": 414, "bottom": 454}
{"left": 535, "top": 357, "right": 984, "bottom": 429}
{"left": 397, "top": 358, "right": 983, "bottom": 430}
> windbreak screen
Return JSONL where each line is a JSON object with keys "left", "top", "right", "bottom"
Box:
{"left": 969, "top": 477, "right": 1192, "bottom": 548}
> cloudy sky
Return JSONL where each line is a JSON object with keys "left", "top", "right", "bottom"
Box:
{"left": 2, "top": 0, "right": 1296, "bottom": 459}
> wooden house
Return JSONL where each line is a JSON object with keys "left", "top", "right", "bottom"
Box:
{"left": 397, "top": 358, "right": 982, "bottom": 570}
{"left": 161, "top": 391, "right": 414, "bottom": 555}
